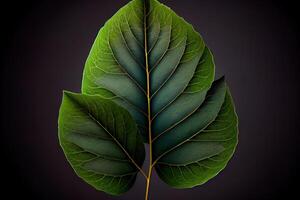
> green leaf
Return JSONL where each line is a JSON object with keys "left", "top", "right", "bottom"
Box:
{"left": 154, "top": 78, "right": 238, "bottom": 188}
{"left": 78, "top": 0, "right": 237, "bottom": 192}
{"left": 58, "top": 91, "right": 145, "bottom": 195}
{"left": 81, "top": 0, "right": 215, "bottom": 142}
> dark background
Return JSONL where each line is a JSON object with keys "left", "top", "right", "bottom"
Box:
{"left": 1, "top": 0, "right": 299, "bottom": 199}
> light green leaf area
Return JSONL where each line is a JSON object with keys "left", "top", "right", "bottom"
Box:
{"left": 58, "top": 91, "right": 145, "bottom": 195}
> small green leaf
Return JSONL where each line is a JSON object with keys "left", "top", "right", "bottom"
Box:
{"left": 58, "top": 91, "right": 145, "bottom": 195}
{"left": 154, "top": 78, "right": 238, "bottom": 188}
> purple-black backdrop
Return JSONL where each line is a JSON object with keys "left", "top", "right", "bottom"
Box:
{"left": 1, "top": 0, "right": 299, "bottom": 199}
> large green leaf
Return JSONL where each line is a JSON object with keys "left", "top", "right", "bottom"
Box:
{"left": 81, "top": 0, "right": 214, "bottom": 142}
{"left": 58, "top": 91, "right": 145, "bottom": 195}
{"left": 80, "top": 0, "right": 238, "bottom": 190}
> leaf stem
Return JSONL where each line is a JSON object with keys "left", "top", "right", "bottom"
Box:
{"left": 144, "top": 1, "right": 153, "bottom": 200}
{"left": 145, "top": 165, "right": 153, "bottom": 200}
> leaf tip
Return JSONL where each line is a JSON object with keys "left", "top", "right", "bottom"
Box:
{"left": 62, "top": 90, "right": 73, "bottom": 97}
{"left": 62, "top": 90, "right": 81, "bottom": 103}
{"left": 219, "top": 75, "right": 225, "bottom": 81}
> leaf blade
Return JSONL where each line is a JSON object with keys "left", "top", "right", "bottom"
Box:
{"left": 155, "top": 87, "right": 238, "bottom": 188}
{"left": 80, "top": 0, "right": 238, "bottom": 190}
{"left": 152, "top": 77, "right": 227, "bottom": 162}
{"left": 58, "top": 91, "right": 145, "bottom": 195}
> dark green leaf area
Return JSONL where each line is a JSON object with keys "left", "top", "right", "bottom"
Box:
{"left": 154, "top": 78, "right": 238, "bottom": 188}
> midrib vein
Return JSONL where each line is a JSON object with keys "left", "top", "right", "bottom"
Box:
{"left": 143, "top": 1, "right": 153, "bottom": 200}
{"left": 144, "top": 3, "right": 152, "bottom": 164}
